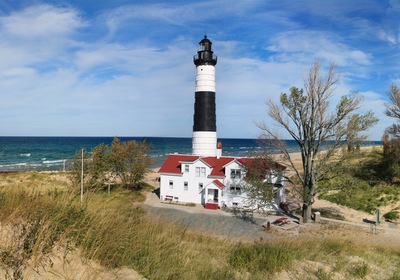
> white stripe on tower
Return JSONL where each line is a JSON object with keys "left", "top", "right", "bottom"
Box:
{"left": 192, "top": 35, "right": 218, "bottom": 157}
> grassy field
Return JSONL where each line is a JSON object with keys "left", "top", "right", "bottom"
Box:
{"left": 319, "top": 148, "right": 400, "bottom": 219}
{"left": 0, "top": 171, "right": 400, "bottom": 279}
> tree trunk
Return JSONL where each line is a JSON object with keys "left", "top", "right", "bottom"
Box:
{"left": 302, "top": 203, "right": 312, "bottom": 223}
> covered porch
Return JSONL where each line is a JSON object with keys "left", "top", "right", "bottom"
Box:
{"left": 204, "top": 180, "right": 225, "bottom": 210}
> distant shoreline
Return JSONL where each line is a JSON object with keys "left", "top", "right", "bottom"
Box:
{"left": 0, "top": 135, "right": 382, "bottom": 172}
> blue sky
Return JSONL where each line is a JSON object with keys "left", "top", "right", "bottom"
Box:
{"left": 0, "top": 0, "right": 398, "bottom": 140}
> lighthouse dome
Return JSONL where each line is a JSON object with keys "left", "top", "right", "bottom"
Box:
{"left": 194, "top": 35, "right": 217, "bottom": 66}
{"left": 199, "top": 35, "right": 212, "bottom": 51}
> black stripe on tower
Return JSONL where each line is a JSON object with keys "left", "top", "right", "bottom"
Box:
{"left": 193, "top": 91, "right": 216, "bottom": 132}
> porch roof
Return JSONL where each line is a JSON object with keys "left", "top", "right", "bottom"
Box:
{"left": 212, "top": 179, "right": 225, "bottom": 189}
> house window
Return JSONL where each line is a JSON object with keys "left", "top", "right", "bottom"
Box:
{"left": 230, "top": 169, "right": 241, "bottom": 179}
{"left": 196, "top": 167, "right": 206, "bottom": 177}
{"left": 184, "top": 165, "right": 189, "bottom": 173}
{"left": 169, "top": 180, "right": 173, "bottom": 189}
{"left": 201, "top": 167, "right": 206, "bottom": 177}
{"left": 184, "top": 181, "right": 188, "bottom": 191}
{"left": 198, "top": 183, "right": 203, "bottom": 192}
{"left": 230, "top": 186, "right": 241, "bottom": 195}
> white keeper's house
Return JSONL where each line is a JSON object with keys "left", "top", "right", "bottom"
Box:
{"left": 158, "top": 150, "right": 286, "bottom": 210}
{"left": 158, "top": 36, "right": 286, "bottom": 210}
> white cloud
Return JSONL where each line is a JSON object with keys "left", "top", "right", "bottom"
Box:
{"left": 267, "top": 31, "right": 371, "bottom": 67}
{"left": 0, "top": 4, "right": 86, "bottom": 72}
{"left": 0, "top": 4, "right": 85, "bottom": 38}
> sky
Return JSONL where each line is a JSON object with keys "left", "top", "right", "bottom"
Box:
{"left": 0, "top": 0, "right": 399, "bottom": 140}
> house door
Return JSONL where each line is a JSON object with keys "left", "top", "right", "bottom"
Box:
{"left": 207, "top": 189, "right": 218, "bottom": 203}
{"left": 200, "top": 188, "right": 205, "bottom": 205}
{"left": 213, "top": 189, "right": 219, "bottom": 203}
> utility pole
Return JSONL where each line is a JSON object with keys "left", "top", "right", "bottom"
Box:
{"left": 81, "top": 148, "right": 84, "bottom": 205}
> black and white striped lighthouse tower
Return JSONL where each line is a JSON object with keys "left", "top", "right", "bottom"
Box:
{"left": 192, "top": 36, "right": 218, "bottom": 157}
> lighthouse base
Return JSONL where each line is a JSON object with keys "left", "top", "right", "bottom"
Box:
{"left": 192, "top": 131, "right": 217, "bottom": 157}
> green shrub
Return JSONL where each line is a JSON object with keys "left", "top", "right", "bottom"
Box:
{"left": 383, "top": 211, "right": 399, "bottom": 221}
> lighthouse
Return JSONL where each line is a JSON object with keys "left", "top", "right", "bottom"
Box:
{"left": 192, "top": 35, "right": 218, "bottom": 156}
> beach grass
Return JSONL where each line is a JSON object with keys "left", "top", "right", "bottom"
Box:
{"left": 0, "top": 171, "right": 400, "bottom": 279}
{"left": 319, "top": 147, "right": 400, "bottom": 215}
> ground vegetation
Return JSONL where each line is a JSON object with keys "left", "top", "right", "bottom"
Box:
{"left": 0, "top": 171, "right": 400, "bottom": 279}
{"left": 319, "top": 148, "right": 400, "bottom": 219}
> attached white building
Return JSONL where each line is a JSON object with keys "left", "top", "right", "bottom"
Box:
{"left": 159, "top": 154, "right": 286, "bottom": 210}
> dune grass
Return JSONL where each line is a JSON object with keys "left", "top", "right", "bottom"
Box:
{"left": 319, "top": 148, "right": 400, "bottom": 215}
{"left": 1, "top": 172, "right": 400, "bottom": 279}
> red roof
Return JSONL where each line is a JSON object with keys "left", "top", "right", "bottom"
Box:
{"left": 212, "top": 180, "right": 225, "bottom": 189}
{"left": 158, "top": 154, "right": 286, "bottom": 176}
{"left": 203, "top": 156, "right": 235, "bottom": 177}
{"left": 158, "top": 154, "right": 199, "bottom": 174}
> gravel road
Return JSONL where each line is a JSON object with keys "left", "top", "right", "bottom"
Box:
{"left": 140, "top": 192, "right": 293, "bottom": 241}
{"left": 143, "top": 205, "right": 270, "bottom": 240}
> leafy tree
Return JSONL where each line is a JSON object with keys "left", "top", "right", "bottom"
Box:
{"left": 69, "top": 137, "right": 154, "bottom": 192}
{"left": 381, "top": 127, "right": 400, "bottom": 181}
{"left": 89, "top": 143, "right": 111, "bottom": 187}
{"left": 241, "top": 157, "right": 286, "bottom": 213}
{"left": 383, "top": 84, "right": 400, "bottom": 181}
{"left": 258, "top": 61, "right": 377, "bottom": 222}
{"left": 108, "top": 137, "right": 127, "bottom": 186}
{"left": 108, "top": 137, "right": 154, "bottom": 190}
{"left": 346, "top": 112, "right": 378, "bottom": 153}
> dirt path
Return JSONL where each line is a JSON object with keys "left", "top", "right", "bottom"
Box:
{"left": 312, "top": 195, "right": 376, "bottom": 223}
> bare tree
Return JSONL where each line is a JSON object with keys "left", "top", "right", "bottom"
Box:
{"left": 258, "top": 61, "right": 376, "bottom": 222}
{"left": 385, "top": 84, "right": 400, "bottom": 120}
